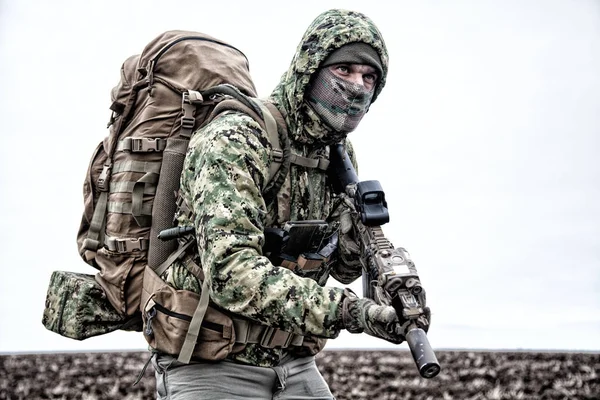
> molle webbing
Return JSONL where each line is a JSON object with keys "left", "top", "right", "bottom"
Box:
{"left": 232, "top": 319, "right": 304, "bottom": 348}
{"left": 107, "top": 161, "right": 161, "bottom": 227}
{"left": 110, "top": 181, "right": 156, "bottom": 195}
{"left": 112, "top": 160, "right": 161, "bottom": 174}
{"left": 107, "top": 201, "right": 152, "bottom": 216}
{"left": 83, "top": 87, "right": 203, "bottom": 258}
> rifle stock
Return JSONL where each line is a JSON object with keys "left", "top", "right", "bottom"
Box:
{"left": 329, "top": 144, "right": 441, "bottom": 379}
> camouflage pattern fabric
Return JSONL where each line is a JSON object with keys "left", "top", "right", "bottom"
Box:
{"left": 42, "top": 271, "right": 128, "bottom": 340}
{"left": 167, "top": 9, "right": 389, "bottom": 367}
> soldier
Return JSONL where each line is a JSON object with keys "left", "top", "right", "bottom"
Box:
{"left": 151, "top": 8, "right": 428, "bottom": 399}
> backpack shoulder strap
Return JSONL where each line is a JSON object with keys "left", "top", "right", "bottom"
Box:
{"left": 206, "top": 96, "right": 291, "bottom": 203}
{"left": 251, "top": 100, "right": 284, "bottom": 181}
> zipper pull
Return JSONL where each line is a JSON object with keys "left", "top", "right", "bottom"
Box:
{"left": 144, "top": 307, "right": 157, "bottom": 337}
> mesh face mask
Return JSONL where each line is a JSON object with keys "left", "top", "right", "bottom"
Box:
{"left": 306, "top": 67, "right": 375, "bottom": 133}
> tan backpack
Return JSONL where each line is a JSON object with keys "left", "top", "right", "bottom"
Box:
{"left": 42, "top": 30, "right": 290, "bottom": 342}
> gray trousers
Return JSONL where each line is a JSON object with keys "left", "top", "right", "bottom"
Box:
{"left": 152, "top": 353, "right": 335, "bottom": 400}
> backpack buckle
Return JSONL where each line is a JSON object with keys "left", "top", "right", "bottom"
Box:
{"left": 271, "top": 149, "right": 284, "bottom": 163}
{"left": 181, "top": 116, "right": 195, "bottom": 130}
{"left": 181, "top": 91, "right": 202, "bottom": 138}
{"left": 117, "top": 237, "right": 148, "bottom": 253}
{"left": 106, "top": 236, "right": 149, "bottom": 253}
{"left": 121, "top": 137, "right": 166, "bottom": 152}
{"left": 97, "top": 164, "right": 112, "bottom": 191}
{"left": 183, "top": 90, "right": 203, "bottom": 105}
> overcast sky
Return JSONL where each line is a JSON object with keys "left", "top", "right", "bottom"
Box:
{"left": 1, "top": 0, "right": 598, "bottom": 354}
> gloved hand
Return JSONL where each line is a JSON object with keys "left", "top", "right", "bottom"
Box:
{"left": 341, "top": 290, "right": 406, "bottom": 344}
{"left": 333, "top": 194, "right": 362, "bottom": 269}
{"left": 415, "top": 306, "right": 432, "bottom": 334}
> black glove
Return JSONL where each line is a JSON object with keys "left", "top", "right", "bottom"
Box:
{"left": 341, "top": 290, "right": 406, "bottom": 344}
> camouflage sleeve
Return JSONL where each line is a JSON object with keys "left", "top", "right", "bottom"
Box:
{"left": 329, "top": 139, "right": 363, "bottom": 284}
{"left": 181, "top": 111, "right": 344, "bottom": 338}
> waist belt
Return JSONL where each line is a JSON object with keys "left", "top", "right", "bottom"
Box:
{"left": 232, "top": 318, "right": 304, "bottom": 348}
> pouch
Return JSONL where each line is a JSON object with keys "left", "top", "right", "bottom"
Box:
{"left": 42, "top": 270, "right": 137, "bottom": 340}
{"left": 141, "top": 266, "right": 236, "bottom": 361}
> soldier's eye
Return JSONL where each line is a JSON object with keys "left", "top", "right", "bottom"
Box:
{"left": 364, "top": 73, "right": 377, "bottom": 83}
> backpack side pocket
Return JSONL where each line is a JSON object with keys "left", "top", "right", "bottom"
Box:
{"left": 42, "top": 271, "right": 127, "bottom": 340}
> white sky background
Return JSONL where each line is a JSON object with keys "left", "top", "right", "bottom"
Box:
{"left": 0, "top": 0, "right": 598, "bottom": 354}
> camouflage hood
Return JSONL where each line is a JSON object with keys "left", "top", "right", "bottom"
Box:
{"left": 270, "top": 9, "right": 389, "bottom": 147}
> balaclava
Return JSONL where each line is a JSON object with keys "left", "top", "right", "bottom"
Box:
{"left": 305, "top": 43, "right": 383, "bottom": 133}
{"left": 270, "top": 9, "right": 389, "bottom": 147}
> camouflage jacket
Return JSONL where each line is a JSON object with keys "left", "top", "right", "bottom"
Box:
{"left": 165, "top": 9, "right": 388, "bottom": 367}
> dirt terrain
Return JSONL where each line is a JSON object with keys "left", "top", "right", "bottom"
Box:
{"left": 1, "top": 350, "right": 599, "bottom": 399}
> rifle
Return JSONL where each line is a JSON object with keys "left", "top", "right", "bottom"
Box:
{"left": 329, "top": 143, "right": 441, "bottom": 379}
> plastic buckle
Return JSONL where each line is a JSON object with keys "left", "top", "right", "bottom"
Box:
{"left": 122, "top": 137, "right": 164, "bottom": 152}
{"left": 97, "top": 164, "right": 111, "bottom": 191}
{"left": 183, "top": 90, "right": 204, "bottom": 105}
{"left": 115, "top": 237, "right": 146, "bottom": 253}
{"left": 272, "top": 149, "right": 284, "bottom": 163}
{"left": 181, "top": 116, "right": 195, "bottom": 130}
{"left": 135, "top": 138, "right": 163, "bottom": 152}
{"left": 180, "top": 91, "right": 203, "bottom": 138}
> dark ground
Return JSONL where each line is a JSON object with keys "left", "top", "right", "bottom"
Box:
{"left": 1, "top": 350, "right": 599, "bottom": 399}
